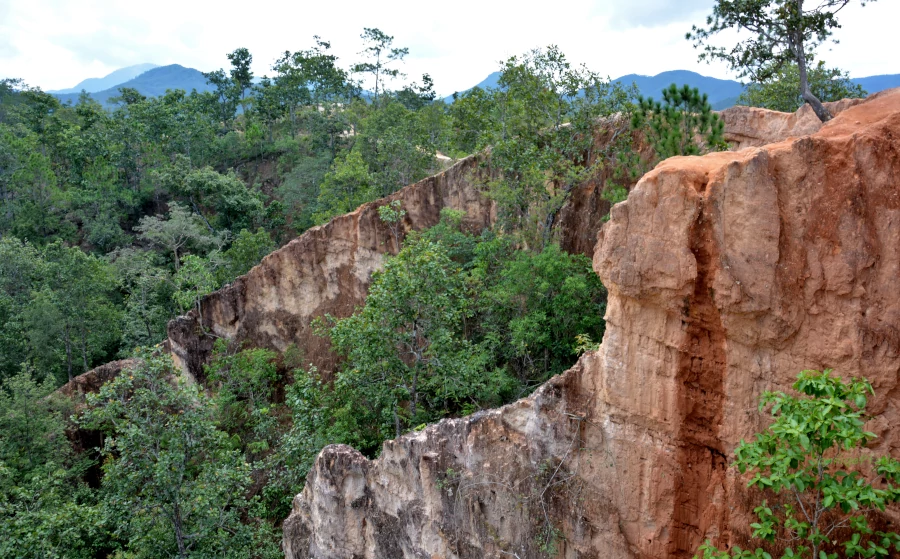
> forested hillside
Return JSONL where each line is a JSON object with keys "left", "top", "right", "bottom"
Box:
{"left": 0, "top": 24, "right": 877, "bottom": 558}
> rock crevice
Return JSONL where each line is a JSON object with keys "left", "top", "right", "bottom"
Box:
{"left": 284, "top": 89, "right": 900, "bottom": 559}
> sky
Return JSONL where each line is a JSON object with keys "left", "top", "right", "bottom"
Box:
{"left": 1, "top": 0, "right": 898, "bottom": 96}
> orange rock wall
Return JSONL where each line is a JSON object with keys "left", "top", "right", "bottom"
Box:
{"left": 283, "top": 90, "right": 900, "bottom": 558}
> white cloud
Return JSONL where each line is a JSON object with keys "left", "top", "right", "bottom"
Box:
{"left": 0, "top": 0, "right": 896, "bottom": 94}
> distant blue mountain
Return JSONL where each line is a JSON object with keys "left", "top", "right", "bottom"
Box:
{"left": 471, "top": 71, "right": 501, "bottom": 91}
{"left": 445, "top": 70, "right": 745, "bottom": 106}
{"left": 49, "top": 63, "right": 158, "bottom": 94}
{"left": 53, "top": 64, "right": 214, "bottom": 106}
{"left": 852, "top": 75, "right": 900, "bottom": 95}
{"left": 55, "top": 63, "right": 900, "bottom": 110}
{"left": 446, "top": 69, "right": 900, "bottom": 109}
{"left": 613, "top": 70, "right": 745, "bottom": 106}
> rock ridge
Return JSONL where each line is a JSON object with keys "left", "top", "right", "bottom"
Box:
{"left": 283, "top": 89, "right": 900, "bottom": 558}
{"left": 167, "top": 154, "right": 494, "bottom": 379}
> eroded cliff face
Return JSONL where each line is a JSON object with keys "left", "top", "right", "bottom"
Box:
{"left": 719, "top": 98, "right": 864, "bottom": 150}
{"left": 167, "top": 155, "right": 494, "bottom": 379}
{"left": 283, "top": 89, "right": 900, "bottom": 559}
{"left": 166, "top": 104, "right": 830, "bottom": 382}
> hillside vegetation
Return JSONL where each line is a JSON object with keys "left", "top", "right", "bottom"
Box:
{"left": 0, "top": 24, "right": 875, "bottom": 558}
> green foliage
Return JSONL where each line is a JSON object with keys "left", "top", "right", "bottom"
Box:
{"left": 688, "top": 0, "right": 877, "bottom": 121}
{"left": 632, "top": 83, "right": 726, "bottom": 160}
{"left": 327, "top": 232, "right": 496, "bottom": 443}
{"left": 351, "top": 97, "right": 439, "bottom": 197}
{"left": 173, "top": 254, "right": 218, "bottom": 315}
{"left": 352, "top": 28, "right": 409, "bottom": 103}
{"left": 81, "top": 352, "right": 265, "bottom": 558}
{"left": 450, "top": 46, "right": 636, "bottom": 248}
{"left": 287, "top": 214, "right": 605, "bottom": 470}
{"left": 217, "top": 227, "right": 276, "bottom": 283}
{"left": 738, "top": 61, "right": 867, "bottom": 113}
{"left": 206, "top": 341, "right": 280, "bottom": 458}
{"left": 0, "top": 372, "right": 104, "bottom": 559}
{"left": 111, "top": 248, "right": 176, "bottom": 352}
{"left": 155, "top": 157, "right": 266, "bottom": 233}
{"left": 313, "top": 149, "right": 376, "bottom": 224}
{"left": 135, "top": 202, "right": 221, "bottom": 271}
{"left": 471, "top": 239, "right": 606, "bottom": 389}
{"left": 0, "top": 124, "right": 67, "bottom": 243}
{"left": 695, "top": 370, "right": 900, "bottom": 559}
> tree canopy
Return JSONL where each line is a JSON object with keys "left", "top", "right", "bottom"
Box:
{"left": 688, "top": 0, "right": 876, "bottom": 121}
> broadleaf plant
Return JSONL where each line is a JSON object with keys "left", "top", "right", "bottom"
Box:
{"left": 696, "top": 370, "right": 900, "bottom": 559}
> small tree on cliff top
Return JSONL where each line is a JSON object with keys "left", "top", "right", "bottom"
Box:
{"left": 696, "top": 370, "right": 900, "bottom": 559}
{"left": 631, "top": 83, "right": 727, "bottom": 160}
{"left": 687, "top": 0, "right": 877, "bottom": 123}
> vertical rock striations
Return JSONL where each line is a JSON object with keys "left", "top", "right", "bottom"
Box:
{"left": 284, "top": 89, "right": 900, "bottom": 558}
{"left": 167, "top": 155, "right": 494, "bottom": 379}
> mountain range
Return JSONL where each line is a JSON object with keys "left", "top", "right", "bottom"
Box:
{"left": 53, "top": 64, "right": 900, "bottom": 110}
{"left": 48, "top": 63, "right": 159, "bottom": 95}
{"left": 52, "top": 64, "right": 214, "bottom": 106}
{"left": 443, "top": 69, "right": 900, "bottom": 109}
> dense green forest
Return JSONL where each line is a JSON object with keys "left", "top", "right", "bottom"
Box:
{"left": 0, "top": 26, "right": 868, "bottom": 558}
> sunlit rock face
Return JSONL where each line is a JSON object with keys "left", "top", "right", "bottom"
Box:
{"left": 719, "top": 97, "right": 865, "bottom": 150}
{"left": 167, "top": 154, "right": 494, "bottom": 381}
{"left": 166, "top": 98, "right": 860, "bottom": 384}
{"left": 283, "top": 89, "right": 900, "bottom": 559}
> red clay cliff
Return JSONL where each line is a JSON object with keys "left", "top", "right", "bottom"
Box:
{"left": 282, "top": 90, "right": 900, "bottom": 558}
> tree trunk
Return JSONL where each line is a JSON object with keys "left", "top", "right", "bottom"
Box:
{"left": 173, "top": 501, "right": 187, "bottom": 558}
{"left": 190, "top": 196, "right": 216, "bottom": 235}
{"left": 80, "top": 322, "right": 89, "bottom": 373}
{"left": 797, "top": 53, "right": 832, "bottom": 122}
{"left": 65, "top": 323, "right": 73, "bottom": 382}
{"left": 794, "top": 0, "right": 832, "bottom": 123}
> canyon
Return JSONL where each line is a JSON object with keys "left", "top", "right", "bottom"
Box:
{"left": 280, "top": 90, "right": 900, "bottom": 558}
{"left": 61, "top": 90, "right": 900, "bottom": 558}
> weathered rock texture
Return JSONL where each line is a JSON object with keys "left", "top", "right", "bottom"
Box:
{"left": 167, "top": 104, "right": 820, "bottom": 383}
{"left": 720, "top": 98, "right": 864, "bottom": 150}
{"left": 283, "top": 88, "right": 900, "bottom": 559}
{"left": 555, "top": 114, "right": 649, "bottom": 257}
{"left": 167, "top": 155, "right": 494, "bottom": 379}
{"left": 56, "top": 359, "right": 140, "bottom": 401}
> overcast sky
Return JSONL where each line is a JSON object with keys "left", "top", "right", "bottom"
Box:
{"left": 1, "top": 0, "right": 897, "bottom": 96}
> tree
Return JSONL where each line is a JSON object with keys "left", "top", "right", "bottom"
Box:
{"left": 272, "top": 37, "right": 352, "bottom": 140}
{"left": 0, "top": 372, "right": 103, "bottom": 559}
{"left": 631, "top": 83, "right": 727, "bottom": 160}
{"left": 326, "top": 233, "right": 495, "bottom": 442}
{"left": 173, "top": 254, "right": 218, "bottom": 318}
{"left": 251, "top": 77, "right": 285, "bottom": 141}
{"left": 353, "top": 28, "right": 409, "bottom": 103}
{"left": 81, "top": 352, "right": 259, "bottom": 558}
{"left": 475, "top": 46, "right": 634, "bottom": 248}
{"left": 203, "top": 68, "right": 240, "bottom": 128}
{"left": 688, "top": 0, "right": 877, "bottom": 122}
{"left": 33, "top": 242, "right": 121, "bottom": 383}
{"left": 312, "top": 149, "right": 376, "bottom": 224}
{"left": 216, "top": 227, "right": 275, "bottom": 284}
{"left": 351, "top": 97, "right": 438, "bottom": 197}
{"left": 110, "top": 247, "right": 176, "bottom": 350}
{"left": 396, "top": 73, "right": 437, "bottom": 110}
{"left": 0, "top": 237, "right": 41, "bottom": 380}
{"left": 206, "top": 342, "right": 281, "bottom": 463}
{"left": 738, "top": 60, "right": 867, "bottom": 112}
{"left": 135, "top": 202, "right": 219, "bottom": 271}
{"left": 227, "top": 48, "right": 254, "bottom": 101}
{"left": 0, "top": 124, "right": 66, "bottom": 243}
{"left": 695, "top": 370, "right": 900, "bottom": 559}
{"left": 472, "top": 241, "right": 607, "bottom": 390}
